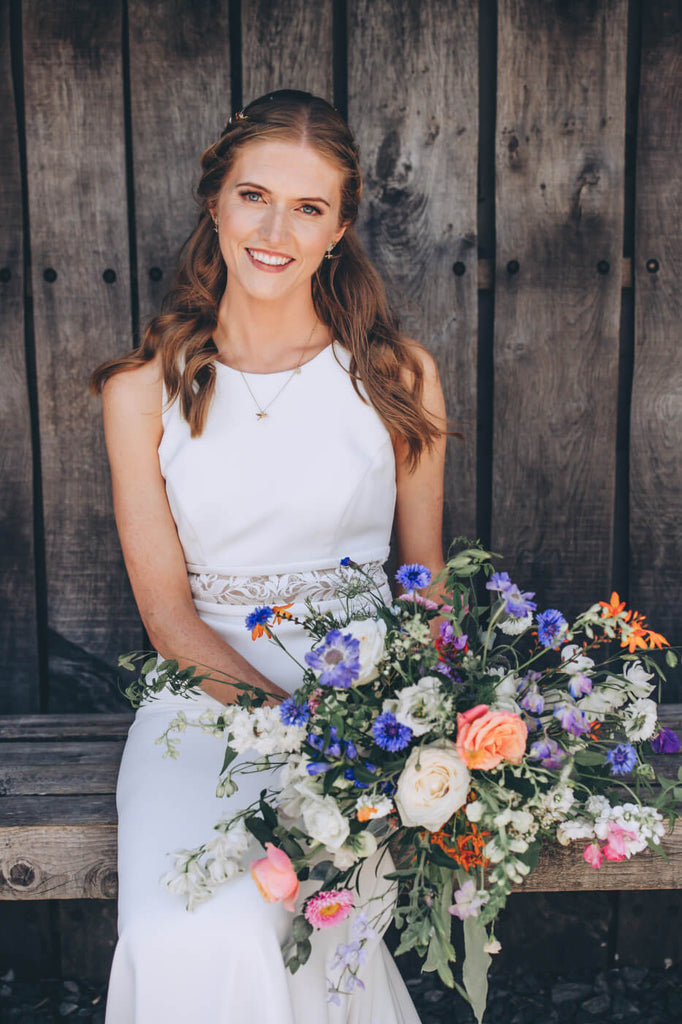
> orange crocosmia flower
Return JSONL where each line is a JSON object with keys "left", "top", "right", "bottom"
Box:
{"left": 272, "top": 603, "right": 294, "bottom": 624}
{"left": 645, "top": 628, "right": 668, "bottom": 650}
{"left": 599, "top": 592, "right": 627, "bottom": 619}
{"left": 356, "top": 805, "right": 377, "bottom": 823}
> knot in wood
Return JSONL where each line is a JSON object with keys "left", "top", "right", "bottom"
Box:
{"left": 8, "top": 860, "right": 36, "bottom": 888}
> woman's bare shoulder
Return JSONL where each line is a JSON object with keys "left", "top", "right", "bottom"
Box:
{"left": 101, "top": 352, "right": 164, "bottom": 420}
{"left": 398, "top": 336, "right": 441, "bottom": 384}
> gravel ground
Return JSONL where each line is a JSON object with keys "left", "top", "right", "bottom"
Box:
{"left": 1, "top": 964, "right": 681, "bottom": 1023}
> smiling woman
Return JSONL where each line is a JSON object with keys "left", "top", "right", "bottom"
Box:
{"left": 90, "top": 89, "right": 447, "bottom": 1024}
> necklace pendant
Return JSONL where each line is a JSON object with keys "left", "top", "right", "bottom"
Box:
{"left": 256, "top": 411, "right": 268, "bottom": 420}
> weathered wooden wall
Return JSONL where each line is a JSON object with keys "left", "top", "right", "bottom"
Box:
{"left": 1, "top": 0, "right": 680, "bottom": 715}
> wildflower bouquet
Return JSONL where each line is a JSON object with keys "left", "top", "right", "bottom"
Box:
{"left": 123, "top": 541, "right": 680, "bottom": 1023}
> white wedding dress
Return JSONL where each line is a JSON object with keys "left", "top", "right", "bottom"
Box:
{"left": 105, "top": 342, "right": 422, "bottom": 1023}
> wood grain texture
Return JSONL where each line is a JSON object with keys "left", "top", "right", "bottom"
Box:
{"left": 0, "top": 826, "right": 118, "bottom": 899}
{"left": 22, "top": 0, "right": 141, "bottom": 710}
{"left": 492, "top": 0, "right": 628, "bottom": 613}
{"left": 241, "top": 0, "right": 333, "bottom": 102}
{"left": 0, "top": 713, "right": 132, "bottom": 740}
{"left": 128, "top": 0, "right": 232, "bottom": 327}
{"left": 629, "top": 1, "right": 682, "bottom": 690}
{"left": 1, "top": 794, "right": 117, "bottom": 827}
{"left": 348, "top": 0, "right": 479, "bottom": 542}
{"left": 0, "top": 0, "right": 39, "bottom": 713}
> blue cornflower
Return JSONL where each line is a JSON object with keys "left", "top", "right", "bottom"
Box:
{"left": 395, "top": 563, "right": 432, "bottom": 590}
{"left": 244, "top": 606, "right": 273, "bottom": 636}
{"left": 528, "top": 737, "right": 567, "bottom": 769}
{"left": 606, "top": 744, "right": 637, "bottom": 776}
{"left": 305, "top": 630, "right": 361, "bottom": 688}
{"left": 372, "top": 712, "right": 413, "bottom": 752}
{"left": 553, "top": 703, "right": 591, "bottom": 736}
{"left": 279, "top": 697, "right": 310, "bottom": 727}
{"left": 536, "top": 609, "right": 569, "bottom": 648}
{"left": 503, "top": 584, "right": 537, "bottom": 618}
{"left": 486, "top": 571, "right": 512, "bottom": 593}
{"left": 340, "top": 556, "right": 351, "bottom": 567}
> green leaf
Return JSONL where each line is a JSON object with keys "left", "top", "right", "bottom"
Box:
{"left": 141, "top": 656, "right": 158, "bottom": 676}
{"left": 666, "top": 649, "right": 679, "bottom": 668}
{"left": 462, "top": 915, "right": 492, "bottom": 1024}
{"left": 427, "top": 846, "right": 460, "bottom": 869}
{"left": 574, "top": 750, "right": 606, "bottom": 766}
{"left": 259, "top": 790, "right": 278, "bottom": 830}
{"left": 243, "top": 815, "right": 273, "bottom": 847}
{"left": 220, "top": 745, "right": 238, "bottom": 775}
{"left": 292, "top": 915, "right": 314, "bottom": 942}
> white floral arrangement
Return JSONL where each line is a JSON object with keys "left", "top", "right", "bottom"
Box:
{"left": 122, "top": 540, "right": 681, "bottom": 1023}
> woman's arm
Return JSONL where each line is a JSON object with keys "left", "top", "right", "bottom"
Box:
{"left": 101, "top": 356, "right": 289, "bottom": 705}
{"left": 393, "top": 342, "right": 449, "bottom": 603}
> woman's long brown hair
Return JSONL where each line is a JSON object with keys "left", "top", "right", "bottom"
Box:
{"left": 90, "top": 90, "right": 442, "bottom": 468}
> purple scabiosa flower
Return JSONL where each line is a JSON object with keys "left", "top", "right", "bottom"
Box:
{"left": 372, "top": 712, "right": 413, "bottom": 752}
{"left": 568, "top": 673, "right": 593, "bottom": 699}
{"left": 528, "top": 737, "right": 567, "bottom": 769}
{"left": 519, "top": 687, "right": 545, "bottom": 715}
{"left": 279, "top": 697, "right": 310, "bottom": 727}
{"left": 536, "top": 609, "right": 569, "bottom": 648}
{"left": 395, "top": 563, "right": 432, "bottom": 590}
{"left": 606, "top": 743, "right": 637, "bottom": 776}
{"left": 486, "top": 571, "right": 512, "bottom": 593}
{"left": 503, "top": 584, "right": 537, "bottom": 618}
{"left": 650, "top": 727, "right": 681, "bottom": 754}
{"left": 244, "top": 605, "right": 273, "bottom": 637}
{"left": 553, "top": 703, "right": 591, "bottom": 736}
{"left": 305, "top": 630, "right": 361, "bottom": 688}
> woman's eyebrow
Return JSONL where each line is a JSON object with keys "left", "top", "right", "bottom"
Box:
{"left": 234, "top": 181, "right": 331, "bottom": 208}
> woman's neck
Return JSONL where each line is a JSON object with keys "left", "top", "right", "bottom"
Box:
{"left": 214, "top": 284, "right": 328, "bottom": 373}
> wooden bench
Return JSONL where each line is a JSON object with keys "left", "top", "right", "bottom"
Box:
{"left": 1, "top": 709, "right": 681, "bottom": 900}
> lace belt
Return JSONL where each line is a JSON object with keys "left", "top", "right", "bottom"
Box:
{"left": 187, "top": 561, "right": 389, "bottom": 607}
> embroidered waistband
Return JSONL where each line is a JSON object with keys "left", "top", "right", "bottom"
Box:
{"left": 188, "top": 561, "right": 389, "bottom": 607}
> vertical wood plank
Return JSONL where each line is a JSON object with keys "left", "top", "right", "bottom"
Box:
{"left": 492, "top": 0, "right": 628, "bottom": 613}
{"left": 348, "top": 0, "right": 479, "bottom": 542}
{"left": 241, "top": 0, "right": 333, "bottom": 102}
{"left": 0, "top": 0, "right": 39, "bottom": 712}
{"left": 630, "top": 2, "right": 682, "bottom": 692}
{"left": 22, "top": 0, "right": 139, "bottom": 710}
{"left": 128, "top": 0, "right": 232, "bottom": 327}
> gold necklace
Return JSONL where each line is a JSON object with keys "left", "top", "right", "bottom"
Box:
{"left": 236, "top": 320, "right": 319, "bottom": 421}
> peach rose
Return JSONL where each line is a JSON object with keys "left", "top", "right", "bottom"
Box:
{"left": 455, "top": 704, "right": 527, "bottom": 770}
{"left": 250, "top": 843, "right": 299, "bottom": 911}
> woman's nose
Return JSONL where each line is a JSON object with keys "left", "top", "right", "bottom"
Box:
{"left": 259, "top": 205, "right": 290, "bottom": 246}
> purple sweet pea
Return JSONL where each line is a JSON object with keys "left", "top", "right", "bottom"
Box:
{"left": 529, "top": 737, "right": 567, "bottom": 769}
{"left": 305, "top": 629, "right": 361, "bottom": 688}
{"left": 553, "top": 703, "right": 591, "bottom": 737}
{"left": 519, "top": 687, "right": 545, "bottom": 715}
{"left": 568, "top": 673, "right": 593, "bottom": 699}
{"left": 650, "top": 727, "right": 681, "bottom": 754}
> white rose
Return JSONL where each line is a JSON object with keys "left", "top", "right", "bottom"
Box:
{"left": 391, "top": 676, "right": 444, "bottom": 736}
{"left": 395, "top": 740, "right": 470, "bottom": 832}
{"left": 302, "top": 795, "right": 350, "bottom": 851}
{"left": 344, "top": 618, "right": 387, "bottom": 684}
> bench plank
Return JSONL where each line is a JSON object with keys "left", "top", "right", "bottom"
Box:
{"left": 0, "top": 826, "right": 117, "bottom": 899}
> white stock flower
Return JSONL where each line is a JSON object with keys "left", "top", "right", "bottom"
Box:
{"left": 390, "top": 676, "right": 445, "bottom": 736}
{"left": 349, "top": 829, "right": 378, "bottom": 859}
{"left": 395, "top": 740, "right": 470, "bottom": 832}
{"left": 344, "top": 618, "right": 387, "bottom": 684}
{"left": 555, "top": 818, "right": 595, "bottom": 845}
{"left": 623, "top": 698, "right": 658, "bottom": 742}
{"left": 541, "top": 785, "right": 575, "bottom": 821}
{"left": 302, "top": 795, "right": 350, "bottom": 851}
{"left": 622, "top": 661, "right": 655, "bottom": 699}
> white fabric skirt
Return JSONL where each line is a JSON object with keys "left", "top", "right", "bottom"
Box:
{"left": 105, "top": 598, "right": 421, "bottom": 1023}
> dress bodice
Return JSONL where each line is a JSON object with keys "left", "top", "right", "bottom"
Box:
{"left": 158, "top": 342, "right": 396, "bottom": 578}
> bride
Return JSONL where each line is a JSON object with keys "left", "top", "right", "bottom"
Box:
{"left": 92, "top": 89, "right": 447, "bottom": 1023}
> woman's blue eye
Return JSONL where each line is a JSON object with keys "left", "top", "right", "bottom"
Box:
{"left": 241, "top": 191, "right": 260, "bottom": 202}
{"left": 301, "top": 204, "right": 321, "bottom": 216}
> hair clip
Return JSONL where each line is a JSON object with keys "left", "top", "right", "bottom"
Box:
{"left": 222, "top": 110, "right": 248, "bottom": 134}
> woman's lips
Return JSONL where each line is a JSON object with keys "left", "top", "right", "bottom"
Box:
{"left": 245, "top": 247, "right": 294, "bottom": 272}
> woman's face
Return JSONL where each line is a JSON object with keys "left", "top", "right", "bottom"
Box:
{"left": 212, "top": 138, "right": 347, "bottom": 304}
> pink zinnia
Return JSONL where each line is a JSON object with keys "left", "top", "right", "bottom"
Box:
{"left": 583, "top": 842, "right": 604, "bottom": 868}
{"left": 304, "top": 889, "right": 354, "bottom": 929}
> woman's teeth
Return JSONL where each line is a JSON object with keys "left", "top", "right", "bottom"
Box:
{"left": 247, "top": 249, "right": 293, "bottom": 266}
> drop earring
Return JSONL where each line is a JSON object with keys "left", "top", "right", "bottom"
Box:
{"left": 212, "top": 215, "right": 219, "bottom": 234}
{"left": 324, "top": 241, "right": 336, "bottom": 259}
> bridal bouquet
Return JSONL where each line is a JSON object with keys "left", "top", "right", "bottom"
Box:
{"left": 122, "top": 541, "right": 680, "bottom": 1023}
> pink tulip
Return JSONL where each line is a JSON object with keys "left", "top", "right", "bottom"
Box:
{"left": 250, "top": 843, "right": 300, "bottom": 911}
{"left": 583, "top": 842, "right": 604, "bottom": 868}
